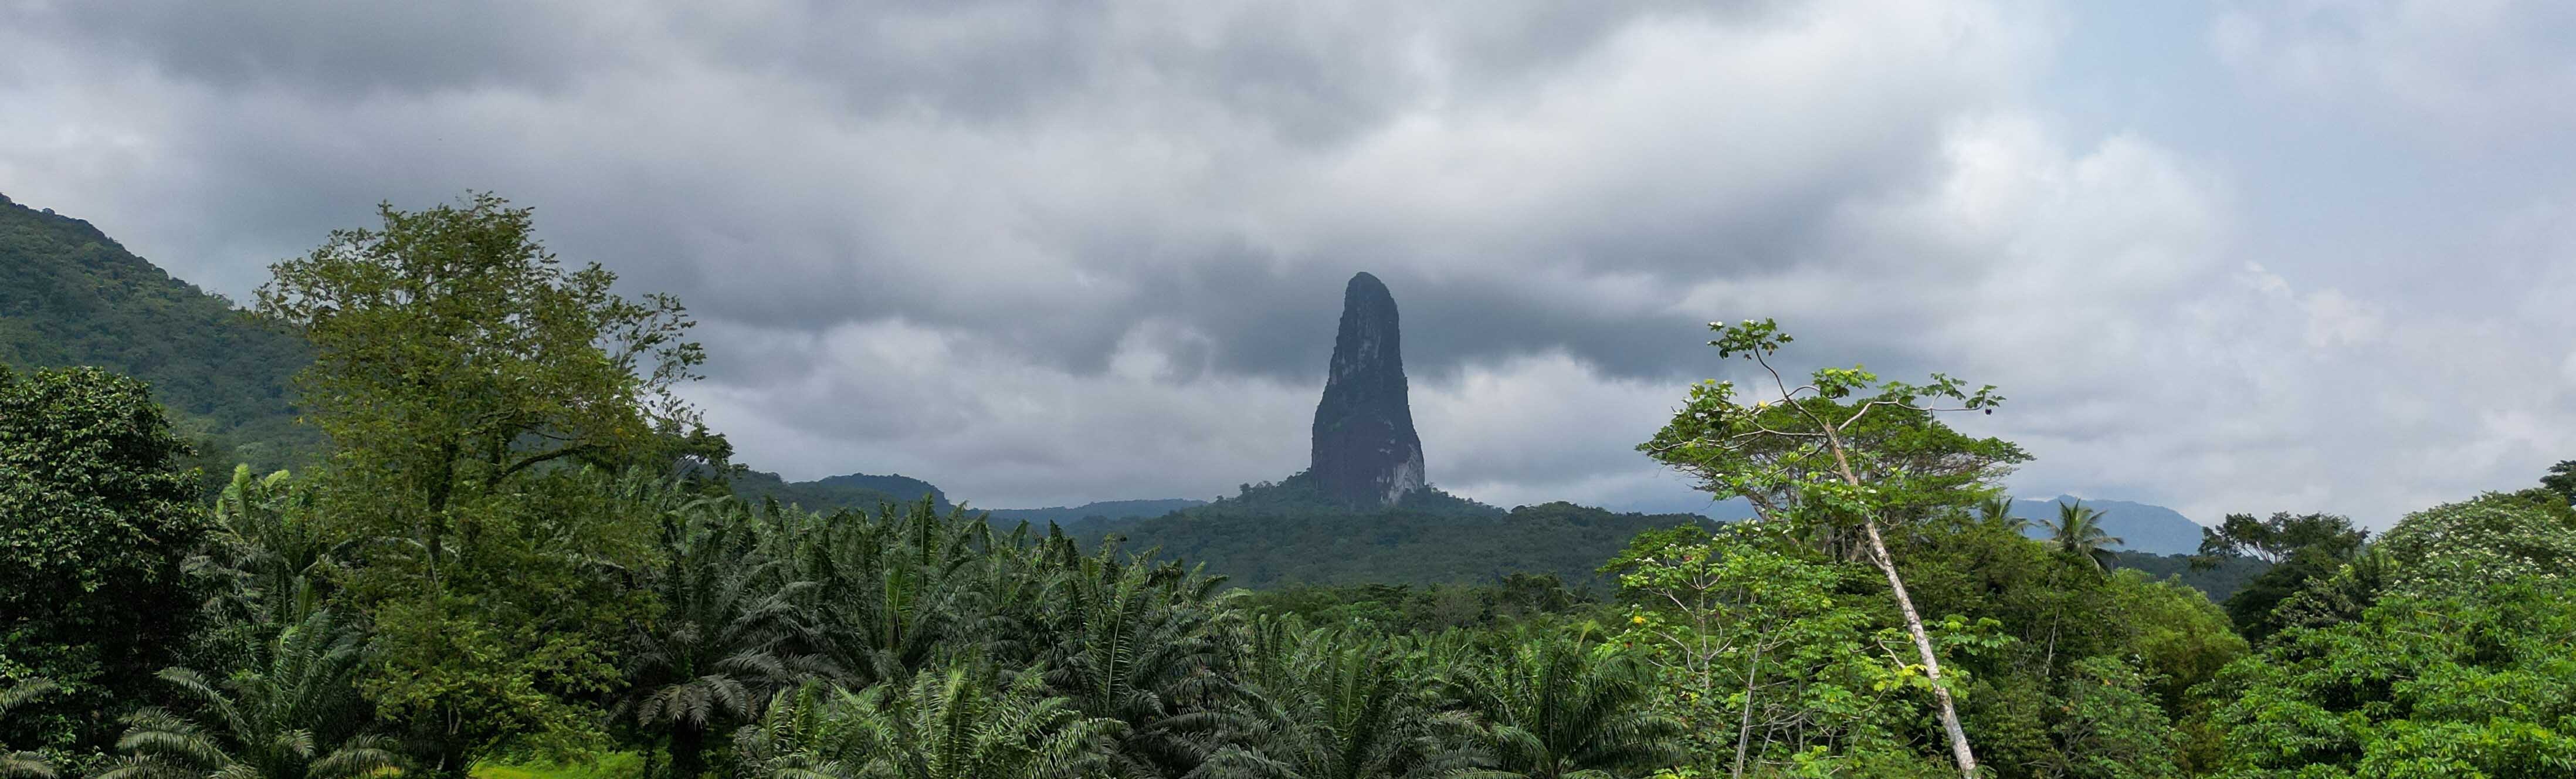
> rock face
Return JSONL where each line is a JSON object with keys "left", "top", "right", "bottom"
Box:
{"left": 1310, "top": 272, "right": 1425, "bottom": 506}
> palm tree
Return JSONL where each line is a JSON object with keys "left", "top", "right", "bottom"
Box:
{"left": 1028, "top": 550, "right": 1232, "bottom": 777}
{"left": 616, "top": 497, "right": 831, "bottom": 779}
{"left": 1195, "top": 619, "right": 1476, "bottom": 779}
{"left": 2, "top": 678, "right": 60, "bottom": 779}
{"left": 97, "top": 609, "right": 399, "bottom": 779}
{"left": 733, "top": 666, "right": 1122, "bottom": 779}
{"left": 1977, "top": 496, "right": 2021, "bottom": 530}
{"left": 2042, "top": 502, "right": 2124, "bottom": 572}
{"left": 1445, "top": 631, "right": 1682, "bottom": 779}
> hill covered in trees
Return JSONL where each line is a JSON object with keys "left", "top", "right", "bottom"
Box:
{"left": 0, "top": 192, "right": 311, "bottom": 473}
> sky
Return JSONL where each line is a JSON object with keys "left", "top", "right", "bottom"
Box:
{"left": 4, "top": 1, "right": 2571, "bottom": 526}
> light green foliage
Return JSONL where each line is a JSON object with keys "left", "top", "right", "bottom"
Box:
{"left": 1603, "top": 526, "right": 1941, "bottom": 776}
{"left": 2368, "top": 490, "right": 2576, "bottom": 598}
{"left": 98, "top": 609, "right": 398, "bottom": 779}
{"left": 734, "top": 667, "right": 1122, "bottom": 779}
{"left": 2206, "top": 578, "right": 2576, "bottom": 777}
{"left": 1642, "top": 319, "right": 2023, "bottom": 779}
{"left": 0, "top": 365, "right": 207, "bottom": 747}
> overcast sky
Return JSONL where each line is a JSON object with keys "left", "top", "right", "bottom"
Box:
{"left": 5, "top": 1, "right": 2571, "bottom": 524}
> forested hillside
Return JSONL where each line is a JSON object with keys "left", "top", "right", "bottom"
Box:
{"left": 0, "top": 193, "right": 311, "bottom": 472}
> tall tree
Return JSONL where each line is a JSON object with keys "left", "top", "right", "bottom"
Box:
{"left": 0, "top": 365, "right": 208, "bottom": 749}
{"left": 255, "top": 194, "right": 721, "bottom": 775}
{"left": 1640, "top": 319, "right": 2019, "bottom": 778}
{"left": 2192, "top": 512, "right": 2365, "bottom": 641}
{"left": 2042, "top": 502, "right": 2123, "bottom": 572}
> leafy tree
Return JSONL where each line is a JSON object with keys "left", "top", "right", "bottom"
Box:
{"left": 1599, "top": 524, "right": 1968, "bottom": 777}
{"left": 2367, "top": 489, "right": 2576, "bottom": 597}
{"left": 1, "top": 679, "right": 59, "bottom": 779}
{"left": 1640, "top": 319, "right": 2017, "bottom": 778}
{"left": 2205, "top": 578, "right": 2576, "bottom": 777}
{"left": 2192, "top": 512, "right": 2365, "bottom": 642}
{"left": 255, "top": 194, "right": 723, "bottom": 774}
{"left": 2047, "top": 658, "right": 2179, "bottom": 779}
{"left": 2041, "top": 502, "right": 2123, "bottom": 573}
{"left": 0, "top": 365, "right": 208, "bottom": 748}
{"left": 1446, "top": 629, "right": 1683, "bottom": 779}
{"left": 733, "top": 667, "right": 1122, "bottom": 779}
{"left": 98, "top": 609, "right": 398, "bottom": 779}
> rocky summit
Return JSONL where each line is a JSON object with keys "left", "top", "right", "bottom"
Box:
{"left": 1310, "top": 272, "right": 1425, "bottom": 506}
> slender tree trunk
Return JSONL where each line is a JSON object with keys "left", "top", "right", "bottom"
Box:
{"left": 1823, "top": 431, "right": 1978, "bottom": 779}
{"left": 1733, "top": 641, "right": 1762, "bottom": 779}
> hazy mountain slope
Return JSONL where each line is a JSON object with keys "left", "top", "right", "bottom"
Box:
{"left": 2014, "top": 495, "right": 2206, "bottom": 556}
{"left": 0, "top": 193, "right": 313, "bottom": 470}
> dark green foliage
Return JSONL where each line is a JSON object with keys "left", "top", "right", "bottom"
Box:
{"left": 2106, "top": 551, "right": 2266, "bottom": 602}
{"left": 723, "top": 468, "right": 905, "bottom": 514}
{"left": 0, "top": 193, "right": 313, "bottom": 475}
{"left": 734, "top": 667, "right": 1123, "bottom": 779}
{"left": 983, "top": 500, "right": 1208, "bottom": 529}
{"left": 1236, "top": 574, "right": 1599, "bottom": 635}
{"left": 97, "top": 609, "right": 398, "bottom": 779}
{"left": 0, "top": 365, "right": 208, "bottom": 750}
{"left": 2194, "top": 512, "right": 2367, "bottom": 642}
{"left": 1443, "top": 628, "right": 1684, "bottom": 778}
{"left": 1200, "top": 619, "right": 1475, "bottom": 779}
{"left": 1, "top": 679, "right": 60, "bottom": 779}
{"left": 613, "top": 497, "right": 829, "bottom": 779}
{"left": 1084, "top": 496, "right": 1710, "bottom": 590}
{"left": 2541, "top": 459, "right": 2575, "bottom": 504}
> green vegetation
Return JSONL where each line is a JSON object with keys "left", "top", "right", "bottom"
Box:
{"left": 3, "top": 195, "right": 2570, "bottom": 778}
{"left": 0, "top": 192, "right": 312, "bottom": 480}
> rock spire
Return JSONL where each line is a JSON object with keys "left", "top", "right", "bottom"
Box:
{"left": 1309, "top": 272, "right": 1425, "bottom": 506}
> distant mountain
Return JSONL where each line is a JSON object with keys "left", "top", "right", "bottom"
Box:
{"left": 809, "top": 472, "right": 947, "bottom": 508}
{"left": 728, "top": 469, "right": 950, "bottom": 513}
{"left": 987, "top": 499, "right": 1208, "bottom": 528}
{"left": 2012, "top": 495, "right": 2206, "bottom": 556}
{"left": 0, "top": 192, "right": 313, "bottom": 474}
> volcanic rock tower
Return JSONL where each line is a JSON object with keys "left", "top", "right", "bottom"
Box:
{"left": 1309, "top": 272, "right": 1425, "bottom": 506}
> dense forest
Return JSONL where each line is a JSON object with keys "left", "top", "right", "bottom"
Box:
{"left": 4, "top": 194, "right": 2573, "bottom": 779}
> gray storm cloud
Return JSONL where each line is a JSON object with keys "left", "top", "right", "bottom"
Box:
{"left": 1, "top": 1, "right": 2568, "bottom": 521}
